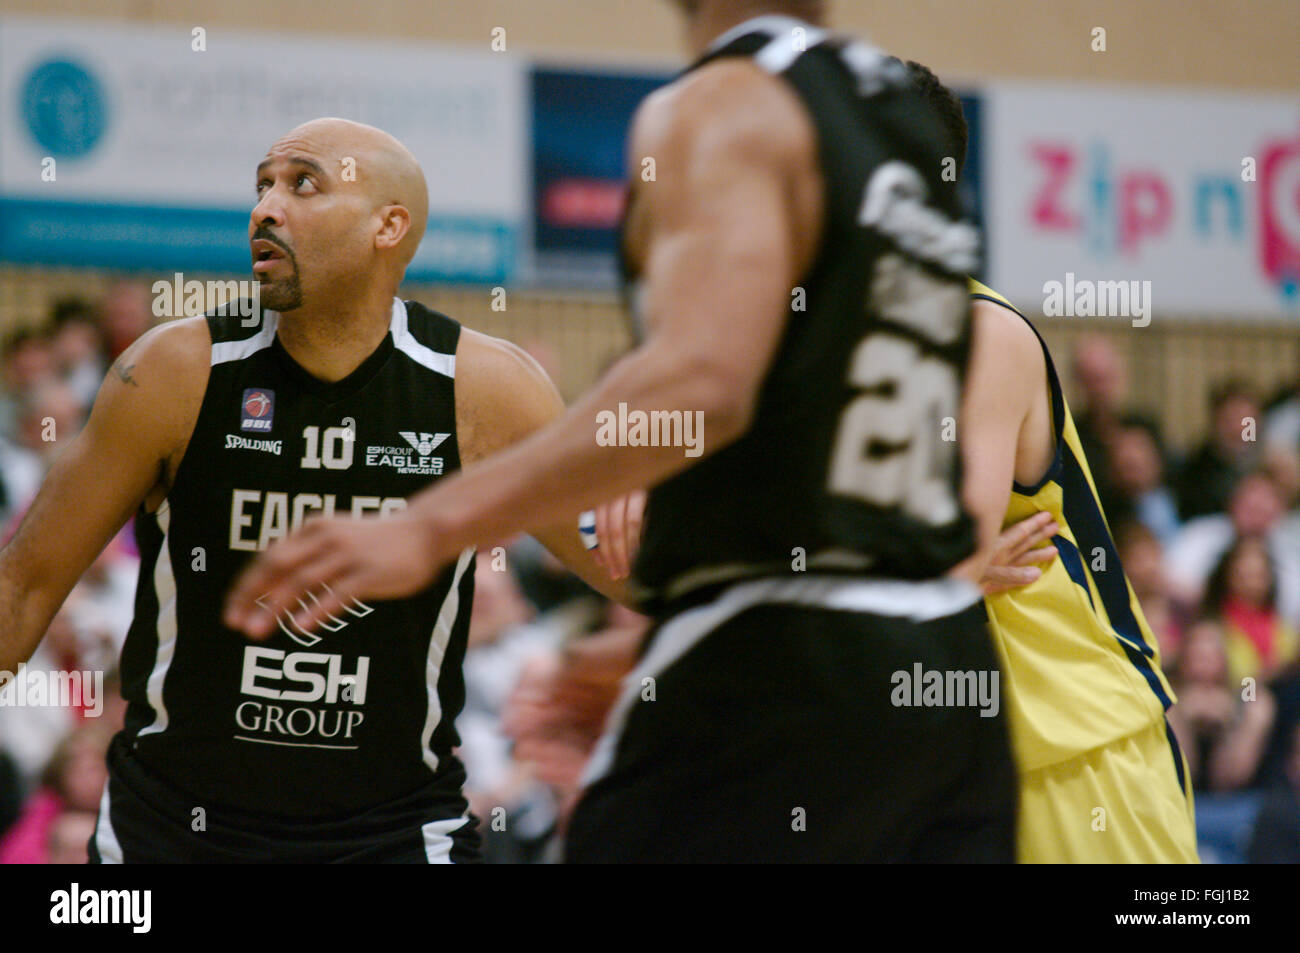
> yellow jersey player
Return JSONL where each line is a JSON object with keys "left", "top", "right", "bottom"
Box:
{"left": 905, "top": 61, "right": 1198, "bottom": 861}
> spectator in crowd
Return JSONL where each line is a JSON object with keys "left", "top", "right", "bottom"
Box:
{"left": 0, "top": 609, "right": 88, "bottom": 787}
{"left": 1168, "top": 619, "right": 1276, "bottom": 793}
{"left": 1264, "top": 371, "right": 1300, "bottom": 463}
{"left": 0, "top": 327, "right": 55, "bottom": 431}
{"left": 48, "top": 297, "right": 108, "bottom": 408}
{"left": 1201, "top": 535, "right": 1299, "bottom": 685}
{"left": 0, "top": 427, "right": 43, "bottom": 535}
{"left": 1248, "top": 723, "right": 1300, "bottom": 863}
{"left": 60, "top": 532, "right": 140, "bottom": 664}
{"left": 45, "top": 809, "right": 97, "bottom": 865}
{"left": 1070, "top": 334, "right": 1128, "bottom": 509}
{"left": 1115, "top": 519, "right": 1189, "bottom": 667}
{"left": 459, "top": 546, "right": 634, "bottom": 862}
{"left": 0, "top": 722, "right": 110, "bottom": 864}
{"left": 1255, "top": 658, "right": 1300, "bottom": 791}
{"left": 504, "top": 600, "right": 647, "bottom": 845}
{"left": 459, "top": 550, "right": 560, "bottom": 863}
{"left": 1174, "top": 380, "right": 1261, "bottom": 521}
{"left": 1165, "top": 470, "right": 1300, "bottom": 628}
{"left": 13, "top": 379, "right": 86, "bottom": 471}
{"left": 96, "top": 280, "right": 154, "bottom": 362}
{"left": 1107, "top": 418, "right": 1181, "bottom": 546}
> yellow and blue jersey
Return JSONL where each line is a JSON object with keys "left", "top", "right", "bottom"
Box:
{"left": 969, "top": 280, "right": 1181, "bottom": 777}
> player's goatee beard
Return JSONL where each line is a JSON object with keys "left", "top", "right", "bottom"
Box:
{"left": 259, "top": 274, "right": 303, "bottom": 312}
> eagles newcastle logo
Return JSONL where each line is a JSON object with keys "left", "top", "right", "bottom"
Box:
{"left": 364, "top": 431, "right": 451, "bottom": 475}
{"left": 399, "top": 431, "right": 450, "bottom": 456}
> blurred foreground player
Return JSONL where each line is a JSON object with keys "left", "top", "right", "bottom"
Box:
{"left": 0, "top": 118, "right": 627, "bottom": 862}
{"left": 912, "top": 62, "right": 1198, "bottom": 862}
{"left": 227, "top": 1, "right": 1017, "bottom": 861}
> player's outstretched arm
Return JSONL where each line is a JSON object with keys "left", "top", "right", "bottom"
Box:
{"left": 453, "top": 329, "right": 635, "bottom": 607}
{"left": 0, "top": 318, "right": 209, "bottom": 673}
{"left": 951, "top": 299, "right": 1059, "bottom": 592}
{"left": 224, "top": 60, "right": 815, "bottom": 637}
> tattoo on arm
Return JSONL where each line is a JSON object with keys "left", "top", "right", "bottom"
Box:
{"left": 112, "top": 361, "right": 139, "bottom": 387}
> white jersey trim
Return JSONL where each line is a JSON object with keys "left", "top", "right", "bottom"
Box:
{"left": 392, "top": 298, "right": 456, "bottom": 378}
{"left": 422, "top": 815, "right": 472, "bottom": 863}
{"left": 420, "top": 547, "right": 475, "bottom": 774}
{"left": 211, "top": 311, "right": 279, "bottom": 365}
{"left": 703, "top": 14, "right": 829, "bottom": 73}
{"left": 137, "top": 502, "right": 178, "bottom": 739}
{"left": 93, "top": 776, "right": 123, "bottom": 863}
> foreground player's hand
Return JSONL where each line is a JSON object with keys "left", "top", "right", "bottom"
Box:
{"left": 980, "top": 511, "right": 1060, "bottom": 595}
{"left": 223, "top": 512, "right": 445, "bottom": 638}
{"left": 590, "top": 489, "right": 646, "bottom": 580}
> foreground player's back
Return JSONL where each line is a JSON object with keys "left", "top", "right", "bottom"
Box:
{"left": 628, "top": 16, "right": 981, "bottom": 611}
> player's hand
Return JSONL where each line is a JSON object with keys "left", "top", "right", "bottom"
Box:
{"left": 589, "top": 490, "right": 646, "bottom": 580}
{"left": 504, "top": 626, "right": 639, "bottom": 787}
{"left": 222, "top": 511, "right": 447, "bottom": 639}
{"left": 980, "top": 511, "right": 1060, "bottom": 595}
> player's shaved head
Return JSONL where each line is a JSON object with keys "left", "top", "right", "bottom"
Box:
{"left": 251, "top": 118, "right": 428, "bottom": 312}
{"left": 274, "top": 117, "right": 429, "bottom": 265}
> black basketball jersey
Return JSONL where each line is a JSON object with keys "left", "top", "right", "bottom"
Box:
{"left": 627, "top": 15, "right": 980, "bottom": 611}
{"left": 116, "top": 298, "right": 475, "bottom": 819}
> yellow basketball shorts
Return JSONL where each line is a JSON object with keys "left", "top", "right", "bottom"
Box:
{"left": 1017, "top": 718, "right": 1199, "bottom": 863}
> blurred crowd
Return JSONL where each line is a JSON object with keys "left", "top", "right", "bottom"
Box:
{"left": 1072, "top": 336, "right": 1300, "bottom": 862}
{"left": 0, "top": 282, "right": 148, "bottom": 864}
{"left": 0, "top": 283, "right": 1298, "bottom": 862}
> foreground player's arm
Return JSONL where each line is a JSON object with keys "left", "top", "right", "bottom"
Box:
{"left": 417, "top": 62, "right": 810, "bottom": 536}
{"left": 454, "top": 329, "right": 634, "bottom": 607}
{"left": 0, "top": 320, "right": 209, "bottom": 673}
{"left": 951, "top": 300, "right": 1058, "bottom": 589}
{"left": 226, "top": 61, "right": 814, "bottom": 635}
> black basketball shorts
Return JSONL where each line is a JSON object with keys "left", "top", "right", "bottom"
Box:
{"left": 565, "top": 575, "right": 1017, "bottom": 862}
{"left": 88, "top": 735, "right": 481, "bottom": 863}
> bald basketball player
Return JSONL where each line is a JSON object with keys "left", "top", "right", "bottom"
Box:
{"left": 228, "top": 3, "right": 1021, "bottom": 862}
{"left": 0, "top": 118, "right": 629, "bottom": 863}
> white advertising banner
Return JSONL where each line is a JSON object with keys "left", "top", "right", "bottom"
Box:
{"left": 0, "top": 15, "right": 526, "bottom": 282}
{"left": 984, "top": 82, "right": 1300, "bottom": 320}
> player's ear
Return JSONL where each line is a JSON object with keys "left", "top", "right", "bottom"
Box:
{"left": 374, "top": 204, "right": 411, "bottom": 252}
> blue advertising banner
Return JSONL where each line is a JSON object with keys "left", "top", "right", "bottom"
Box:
{"left": 530, "top": 66, "right": 672, "bottom": 288}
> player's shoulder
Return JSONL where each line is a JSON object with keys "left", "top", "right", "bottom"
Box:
{"left": 112, "top": 316, "right": 211, "bottom": 383}
{"left": 454, "top": 329, "right": 562, "bottom": 462}
{"left": 969, "top": 286, "right": 1039, "bottom": 347}
{"left": 631, "top": 57, "right": 814, "bottom": 168}
{"left": 456, "top": 327, "right": 553, "bottom": 395}
{"left": 969, "top": 290, "right": 1045, "bottom": 383}
{"left": 94, "top": 317, "right": 211, "bottom": 449}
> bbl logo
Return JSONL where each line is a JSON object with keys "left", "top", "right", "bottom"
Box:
{"left": 21, "top": 59, "right": 107, "bottom": 159}
{"left": 241, "top": 389, "right": 275, "bottom": 432}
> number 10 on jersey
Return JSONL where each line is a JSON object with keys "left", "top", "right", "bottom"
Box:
{"left": 301, "top": 424, "right": 355, "bottom": 470}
